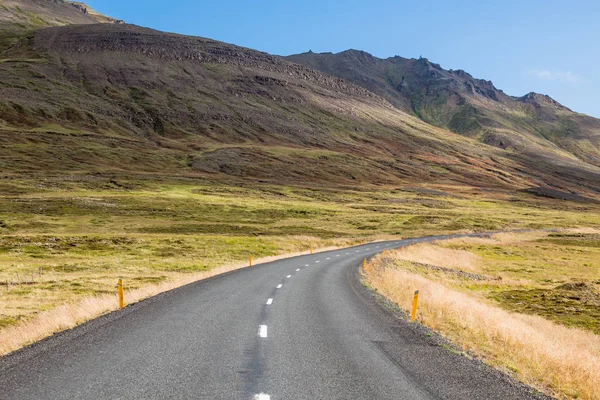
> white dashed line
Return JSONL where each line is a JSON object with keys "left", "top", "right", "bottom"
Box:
{"left": 277, "top": 284, "right": 283, "bottom": 289}
{"left": 366, "top": 248, "right": 370, "bottom": 250}
{"left": 254, "top": 394, "right": 270, "bottom": 400}
{"left": 376, "top": 246, "right": 380, "bottom": 248}
{"left": 296, "top": 268, "right": 300, "bottom": 271}
{"left": 315, "top": 260, "right": 320, "bottom": 263}
{"left": 305, "top": 264, "right": 309, "bottom": 267}
{"left": 286, "top": 275, "right": 291, "bottom": 278}
{"left": 259, "top": 325, "right": 268, "bottom": 338}
{"left": 336, "top": 254, "right": 340, "bottom": 257}
{"left": 266, "top": 298, "right": 273, "bottom": 305}
{"left": 345, "top": 252, "right": 350, "bottom": 255}
{"left": 326, "top": 257, "right": 331, "bottom": 260}
{"left": 355, "top": 250, "right": 360, "bottom": 253}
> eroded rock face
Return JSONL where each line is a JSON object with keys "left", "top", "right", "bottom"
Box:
{"left": 67, "top": 1, "right": 125, "bottom": 24}
{"left": 34, "top": 24, "right": 386, "bottom": 102}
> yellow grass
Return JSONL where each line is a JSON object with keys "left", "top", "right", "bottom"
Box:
{"left": 442, "top": 231, "right": 545, "bottom": 248}
{"left": 389, "top": 242, "right": 482, "bottom": 272}
{"left": 366, "top": 258, "right": 600, "bottom": 399}
{"left": 0, "top": 244, "right": 341, "bottom": 356}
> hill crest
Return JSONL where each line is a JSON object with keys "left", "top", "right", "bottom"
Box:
{"left": 0, "top": 0, "right": 123, "bottom": 27}
{"left": 286, "top": 49, "right": 600, "bottom": 167}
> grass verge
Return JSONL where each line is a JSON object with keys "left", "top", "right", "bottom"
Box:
{"left": 364, "top": 232, "right": 600, "bottom": 399}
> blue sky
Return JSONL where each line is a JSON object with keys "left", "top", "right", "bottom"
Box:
{"left": 86, "top": 0, "right": 600, "bottom": 117}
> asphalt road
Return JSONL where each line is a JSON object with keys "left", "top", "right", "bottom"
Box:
{"left": 0, "top": 235, "right": 550, "bottom": 399}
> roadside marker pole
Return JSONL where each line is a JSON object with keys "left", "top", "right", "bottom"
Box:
{"left": 363, "top": 259, "right": 368, "bottom": 273}
{"left": 249, "top": 255, "right": 253, "bottom": 267}
{"left": 310, "top": 247, "right": 313, "bottom": 254}
{"left": 117, "top": 279, "right": 124, "bottom": 309}
{"left": 411, "top": 290, "right": 419, "bottom": 321}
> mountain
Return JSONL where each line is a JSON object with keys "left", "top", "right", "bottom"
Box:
{"left": 286, "top": 50, "right": 600, "bottom": 167}
{"left": 0, "top": 1, "right": 599, "bottom": 200}
{"left": 0, "top": 0, "right": 123, "bottom": 27}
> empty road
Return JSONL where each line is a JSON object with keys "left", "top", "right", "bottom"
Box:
{"left": 0, "top": 235, "right": 548, "bottom": 399}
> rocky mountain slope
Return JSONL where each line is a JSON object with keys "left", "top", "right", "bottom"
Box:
{"left": 0, "top": 0, "right": 122, "bottom": 27}
{"left": 0, "top": 2, "right": 599, "bottom": 200}
{"left": 286, "top": 50, "right": 600, "bottom": 167}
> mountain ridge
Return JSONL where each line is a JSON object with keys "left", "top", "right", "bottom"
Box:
{"left": 290, "top": 49, "right": 573, "bottom": 113}
{"left": 0, "top": 0, "right": 123, "bottom": 27}
{"left": 285, "top": 49, "right": 600, "bottom": 168}
{"left": 0, "top": 2, "right": 599, "bottom": 201}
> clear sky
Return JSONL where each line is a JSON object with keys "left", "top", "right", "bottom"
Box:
{"left": 86, "top": 0, "right": 600, "bottom": 117}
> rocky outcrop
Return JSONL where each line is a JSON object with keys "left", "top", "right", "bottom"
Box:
{"left": 519, "top": 92, "right": 571, "bottom": 111}
{"left": 67, "top": 1, "right": 125, "bottom": 24}
{"left": 34, "top": 24, "right": 388, "bottom": 104}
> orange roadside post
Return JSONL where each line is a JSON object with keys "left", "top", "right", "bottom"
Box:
{"left": 411, "top": 290, "right": 419, "bottom": 321}
{"left": 117, "top": 278, "right": 124, "bottom": 309}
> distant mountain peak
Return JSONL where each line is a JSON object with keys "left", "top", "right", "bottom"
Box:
{"left": 519, "top": 92, "right": 570, "bottom": 110}
{"left": 285, "top": 48, "right": 600, "bottom": 168}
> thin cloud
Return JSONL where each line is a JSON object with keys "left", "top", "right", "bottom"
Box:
{"left": 527, "top": 68, "right": 581, "bottom": 83}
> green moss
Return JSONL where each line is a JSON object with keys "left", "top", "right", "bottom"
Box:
{"left": 491, "top": 286, "right": 600, "bottom": 334}
{"left": 448, "top": 104, "right": 482, "bottom": 135}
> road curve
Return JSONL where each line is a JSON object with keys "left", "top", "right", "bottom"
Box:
{"left": 0, "top": 235, "right": 549, "bottom": 400}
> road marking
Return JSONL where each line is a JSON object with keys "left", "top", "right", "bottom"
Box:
{"left": 315, "top": 260, "right": 320, "bottom": 263}
{"left": 305, "top": 264, "right": 309, "bottom": 267}
{"left": 326, "top": 257, "right": 331, "bottom": 260}
{"left": 345, "top": 252, "right": 350, "bottom": 255}
{"left": 259, "top": 325, "right": 268, "bottom": 338}
{"left": 266, "top": 298, "right": 273, "bottom": 305}
{"left": 296, "top": 268, "right": 300, "bottom": 271}
{"left": 277, "top": 284, "right": 282, "bottom": 289}
{"left": 286, "top": 275, "right": 291, "bottom": 278}
{"left": 336, "top": 254, "right": 340, "bottom": 257}
{"left": 254, "top": 394, "right": 270, "bottom": 400}
{"left": 356, "top": 250, "right": 360, "bottom": 253}
{"left": 376, "top": 246, "right": 380, "bottom": 248}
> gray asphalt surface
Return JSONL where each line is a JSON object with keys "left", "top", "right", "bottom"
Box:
{"left": 0, "top": 235, "right": 550, "bottom": 399}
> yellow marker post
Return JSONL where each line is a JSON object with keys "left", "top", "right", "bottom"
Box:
{"left": 363, "top": 259, "right": 368, "bottom": 273}
{"left": 249, "top": 255, "right": 253, "bottom": 267}
{"left": 411, "top": 290, "right": 419, "bottom": 321}
{"left": 117, "top": 278, "right": 124, "bottom": 309}
{"left": 310, "top": 247, "right": 313, "bottom": 254}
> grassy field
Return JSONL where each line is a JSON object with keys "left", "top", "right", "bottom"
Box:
{"left": 364, "top": 231, "right": 600, "bottom": 399}
{"left": 1, "top": 174, "right": 600, "bottom": 354}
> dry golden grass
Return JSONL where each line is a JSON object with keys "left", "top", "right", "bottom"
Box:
{"left": 387, "top": 242, "right": 482, "bottom": 272}
{"left": 0, "top": 244, "right": 342, "bottom": 356}
{"left": 366, "top": 256, "right": 600, "bottom": 399}
{"left": 565, "top": 227, "right": 600, "bottom": 235}
{"left": 441, "top": 232, "right": 545, "bottom": 248}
